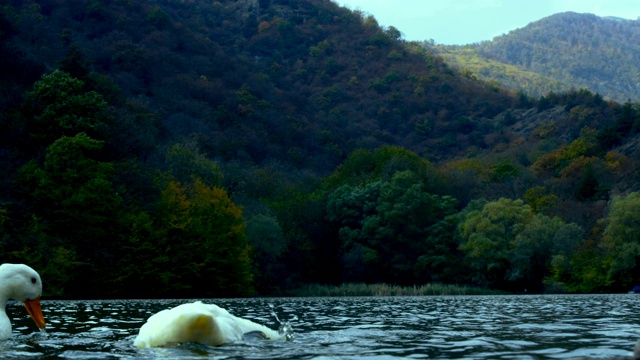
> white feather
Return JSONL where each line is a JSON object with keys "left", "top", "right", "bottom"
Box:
{"left": 134, "top": 301, "right": 283, "bottom": 347}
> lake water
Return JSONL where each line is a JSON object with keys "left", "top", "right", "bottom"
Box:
{"left": 3, "top": 294, "right": 639, "bottom": 359}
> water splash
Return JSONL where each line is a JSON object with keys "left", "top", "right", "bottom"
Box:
{"left": 269, "top": 303, "right": 297, "bottom": 341}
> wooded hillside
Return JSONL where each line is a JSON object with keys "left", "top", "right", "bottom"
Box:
{"left": 1, "top": 0, "right": 639, "bottom": 297}
{"left": 432, "top": 12, "right": 640, "bottom": 103}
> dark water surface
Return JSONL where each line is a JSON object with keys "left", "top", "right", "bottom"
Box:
{"left": 3, "top": 294, "right": 639, "bottom": 359}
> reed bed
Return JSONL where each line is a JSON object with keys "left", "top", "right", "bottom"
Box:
{"left": 289, "top": 283, "right": 507, "bottom": 297}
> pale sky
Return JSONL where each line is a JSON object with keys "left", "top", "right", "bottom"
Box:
{"left": 332, "top": 0, "right": 640, "bottom": 45}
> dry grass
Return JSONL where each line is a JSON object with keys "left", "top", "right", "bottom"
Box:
{"left": 289, "top": 283, "right": 507, "bottom": 297}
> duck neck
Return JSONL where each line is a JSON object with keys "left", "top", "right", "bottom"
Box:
{"left": 0, "top": 279, "right": 13, "bottom": 336}
{"left": 0, "top": 301, "right": 11, "bottom": 339}
{"left": 0, "top": 286, "right": 10, "bottom": 309}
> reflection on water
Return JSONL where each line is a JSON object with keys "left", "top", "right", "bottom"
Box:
{"left": 3, "top": 294, "right": 639, "bottom": 359}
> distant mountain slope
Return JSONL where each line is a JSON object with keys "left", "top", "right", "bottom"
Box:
{"left": 432, "top": 12, "right": 640, "bottom": 102}
{"left": 0, "top": 0, "right": 518, "bottom": 173}
{"left": 435, "top": 45, "right": 574, "bottom": 97}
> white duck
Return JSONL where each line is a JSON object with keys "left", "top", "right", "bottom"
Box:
{"left": 0, "top": 263, "right": 46, "bottom": 339}
{"left": 134, "top": 301, "right": 284, "bottom": 348}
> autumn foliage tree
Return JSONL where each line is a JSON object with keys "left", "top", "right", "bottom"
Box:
{"left": 153, "top": 179, "right": 254, "bottom": 297}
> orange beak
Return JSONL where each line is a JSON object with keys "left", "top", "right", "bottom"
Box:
{"left": 23, "top": 296, "right": 46, "bottom": 330}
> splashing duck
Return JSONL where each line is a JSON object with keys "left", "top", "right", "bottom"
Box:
{"left": 134, "top": 301, "right": 285, "bottom": 347}
{"left": 0, "top": 263, "right": 46, "bottom": 339}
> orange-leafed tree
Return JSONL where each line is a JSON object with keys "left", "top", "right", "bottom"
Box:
{"left": 154, "top": 179, "right": 254, "bottom": 297}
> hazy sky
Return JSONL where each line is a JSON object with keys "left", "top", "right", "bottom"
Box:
{"left": 332, "top": 0, "right": 640, "bottom": 45}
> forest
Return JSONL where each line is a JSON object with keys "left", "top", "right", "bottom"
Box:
{"left": 0, "top": 0, "right": 639, "bottom": 298}
{"left": 430, "top": 12, "right": 640, "bottom": 103}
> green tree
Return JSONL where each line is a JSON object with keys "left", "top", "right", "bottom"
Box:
{"left": 524, "top": 186, "right": 559, "bottom": 215}
{"left": 0, "top": 206, "right": 8, "bottom": 245}
{"left": 326, "top": 181, "right": 382, "bottom": 282}
{"left": 325, "top": 146, "right": 444, "bottom": 193}
{"left": 599, "top": 192, "right": 640, "bottom": 290}
{"left": 271, "top": 188, "right": 339, "bottom": 287}
{"left": 59, "top": 44, "right": 90, "bottom": 80}
{"left": 576, "top": 163, "right": 601, "bottom": 200}
{"left": 491, "top": 161, "right": 519, "bottom": 182}
{"left": 108, "top": 208, "right": 169, "bottom": 297}
{"left": 4, "top": 69, "right": 123, "bottom": 297}
{"left": 26, "top": 70, "right": 109, "bottom": 145}
{"left": 327, "top": 171, "right": 458, "bottom": 284}
{"left": 509, "top": 214, "right": 583, "bottom": 292}
{"left": 17, "top": 132, "right": 122, "bottom": 296}
{"left": 547, "top": 222, "right": 586, "bottom": 291}
{"left": 165, "top": 140, "right": 223, "bottom": 188}
{"left": 458, "top": 198, "right": 533, "bottom": 289}
{"left": 364, "top": 171, "right": 457, "bottom": 283}
{"left": 245, "top": 214, "right": 287, "bottom": 294}
{"left": 22, "top": 133, "right": 120, "bottom": 231}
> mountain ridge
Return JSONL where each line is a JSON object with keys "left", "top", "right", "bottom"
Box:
{"left": 432, "top": 11, "right": 640, "bottom": 102}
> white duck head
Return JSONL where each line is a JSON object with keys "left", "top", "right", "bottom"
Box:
{"left": 0, "top": 263, "right": 46, "bottom": 339}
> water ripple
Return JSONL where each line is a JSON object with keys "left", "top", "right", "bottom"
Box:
{"left": 1, "top": 295, "right": 639, "bottom": 359}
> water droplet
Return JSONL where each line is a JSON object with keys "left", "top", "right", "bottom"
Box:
{"left": 269, "top": 304, "right": 296, "bottom": 341}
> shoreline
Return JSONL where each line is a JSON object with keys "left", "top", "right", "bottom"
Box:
{"left": 285, "top": 283, "right": 509, "bottom": 297}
